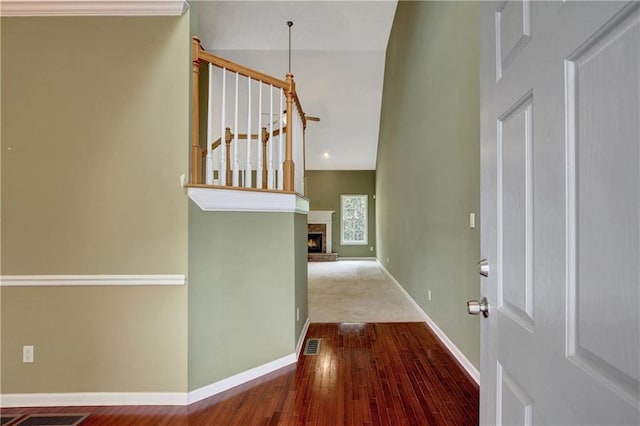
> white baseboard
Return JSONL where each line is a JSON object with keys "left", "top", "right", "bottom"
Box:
{"left": 0, "top": 392, "right": 187, "bottom": 408}
{"left": 296, "top": 317, "right": 311, "bottom": 358}
{"left": 377, "top": 260, "right": 480, "bottom": 384}
{"left": 337, "top": 257, "right": 377, "bottom": 261}
{"left": 2, "top": 353, "right": 300, "bottom": 408}
{"left": 187, "top": 353, "right": 297, "bottom": 404}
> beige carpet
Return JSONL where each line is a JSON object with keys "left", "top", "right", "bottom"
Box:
{"left": 308, "top": 260, "right": 426, "bottom": 323}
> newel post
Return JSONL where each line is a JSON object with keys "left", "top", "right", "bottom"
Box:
{"left": 191, "top": 37, "right": 203, "bottom": 184}
{"left": 262, "top": 127, "right": 269, "bottom": 189}
{"left": 283, "top": 73, "right": 295, "bottom": 192}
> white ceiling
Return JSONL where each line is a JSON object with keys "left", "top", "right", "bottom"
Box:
{"left": 196, "top": 0, "right": 397, "bottom": 170}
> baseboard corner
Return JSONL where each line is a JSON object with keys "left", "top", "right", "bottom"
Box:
{"left": 376, "top": 260, "right": 480, "bottom": 385}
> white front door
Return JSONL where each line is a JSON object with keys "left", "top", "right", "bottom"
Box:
{"left": 479, "top": 1, "right": 639, "bottom": 424}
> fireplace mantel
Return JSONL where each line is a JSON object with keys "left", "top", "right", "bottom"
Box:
{"left": 308, "top": 211, "right": 334, "bottom": 253}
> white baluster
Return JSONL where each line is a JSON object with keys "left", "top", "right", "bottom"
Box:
{"left": 277, "top": 89, "right": 284, "bottom": 191}
{"left": 245, "top": 77, "right": 252, "bottom": 188}
{"left": 206, "top": 63, "right": 214, "bottom": 185}
{"left": 268, "top": 85, "right": 274, "bottom": 189}
{"left": 233, "top": 72, "right": 239, "bottom": 186}
{"left": 257, "top": 83, "right": 263, "bottom": 189}
{"left": 219, "top": 68, "right": 227, "bottom": 186}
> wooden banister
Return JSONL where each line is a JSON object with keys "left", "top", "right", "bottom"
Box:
{"left": 198, "top": 48, "right": 288, "bottom": 90}
{"left": 201, "top": 139, "right": 222, "bottom": 158}
{"left": 190, "top": 36, "right": 305, "bottom": 195}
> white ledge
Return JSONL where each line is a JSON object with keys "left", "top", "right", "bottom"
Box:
{"left": 0, "top": 0, "right": 188, "bottom": 17}
{"left": 188, "top": 187, "right": 309, "bottom": 214}
{"left": 0, "top": 274, "right": 186, "bottom": 287}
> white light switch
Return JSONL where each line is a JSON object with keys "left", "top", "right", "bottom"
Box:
{"left": 470, "top": 213, "right": 476, "bottom": 229}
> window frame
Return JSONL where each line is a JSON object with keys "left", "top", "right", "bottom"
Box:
{"left": 340, "top": 194, "right": 368, "bottom": 246}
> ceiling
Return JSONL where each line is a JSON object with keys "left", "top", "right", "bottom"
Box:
{"left": 195, "top": 0, "right": 398, "bottom": 170}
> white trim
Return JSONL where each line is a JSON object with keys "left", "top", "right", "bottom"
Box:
{"left": 0, "top": 274, "right": 186, "bottom": 287}
{"left": 187, "top": 353, "right": 297, "bottom": 404}
{"left": 340, "top": 194, "right": 368, "bottom": 245}
{"left": 296, "top": 317, "right": 311, "bottom": 358}
{"left": 0, "top": 392, "right": 187, "bottom": 408}
{"left": 1, "top": 352, "right": 299, "bottom": 408}
{"left": 338, "top": 257, "right": 377, "bottom": 261}
{"left": 0, "top": 0, "right": 188, "bottom": 17}
{"left": 188, "top": 187, "right": 309, "bottom": 214}
{"left": 377, "top": 260, "right": 480, "bottom": 384}
{"left": 307, "top": 211, "right": 334, "bottom": 222}
{"left": 308, "top": 210, "right": 334, "bottom": 253}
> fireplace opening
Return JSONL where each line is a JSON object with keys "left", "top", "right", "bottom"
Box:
{"left": 308, "top": 233, "right": 323, "bottom": 253}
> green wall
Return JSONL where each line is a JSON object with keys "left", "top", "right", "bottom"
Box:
{"left": 188, "top": 203, "right": 306, "bottom": 391}
{"left": 1, "top": 15, "right": 190, "bottom": 392}
{"left": 306, "top": 170, "right": 376, "bottom": 258}
{"left": 376, "top": 1, "right": 480, "bottom": 368}
{"left": 294, "top": 213, "right": 308, "bottom": 341}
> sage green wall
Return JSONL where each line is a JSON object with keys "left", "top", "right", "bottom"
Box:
{"left": 306, "top": 170, "right": 376, "bottom": 258}
{"left": 1, "top": 15, "right": 190, "bottom": 392}
{"left": 294, "top": 213, "right": 308, "bottom": 342}
{"left": 376, "top": 1, "right": 480, "bottom": 368}
{"left": 188, "top": 203, "right": 305, "bottom": 391}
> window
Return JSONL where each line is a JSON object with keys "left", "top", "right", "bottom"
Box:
{"left": 341, "top": 195, "right": 368, "bottom": 245}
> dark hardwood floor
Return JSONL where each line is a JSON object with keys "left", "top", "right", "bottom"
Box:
{"left": 2, "top": 322, "right": 478, "bottom": 425}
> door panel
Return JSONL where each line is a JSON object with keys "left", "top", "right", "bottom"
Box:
{"left": 496, "top": 0, "right": 532, "bottom": 80}
{"left": 567, "top": 7, "right": 640, "bottom": 403}
{"left": 498, "top": 93, "right": 534, "bottom": 330}
{"left": 480, "top": 1, "right": 640, "bottom": 424}
{"left": 497, "top": 363, "right": 533, "bottom": 426}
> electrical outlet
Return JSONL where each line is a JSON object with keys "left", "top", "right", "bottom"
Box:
{"left": 296, "top": 308, "right": 300, "bottom": 322}
{"left": 428, "top": 290, "right": 432, "bottom": 301}
{"left": 23, "top": 345, "right": 34, "bottom": 363}
{"left": 370, "top": 247, "right": 374, "bottom": 252}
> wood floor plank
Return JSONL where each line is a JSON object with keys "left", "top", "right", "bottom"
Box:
{"left": 3, "top": 323, "right": 478, "bottom": 425}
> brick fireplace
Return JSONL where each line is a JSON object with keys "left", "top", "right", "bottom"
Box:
{"left": 307, "top": 211, "right": 337, "bottom": 262}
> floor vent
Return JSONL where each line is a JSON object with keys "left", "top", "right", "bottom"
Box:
{"left": 303, "top": 338, "right": 321, "bottom": 356}
{"left": 1, "top": 415, "right": 21, "bottom": 426}
{"left": 15, "top": 414, "right": 89, "bottom": 426}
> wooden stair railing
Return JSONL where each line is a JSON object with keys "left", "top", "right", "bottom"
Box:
{"left": 190, "top": 36, "right": 306, "bottom": 194}
{"left": 200, "top": 127, "right": 284, "bottom": 190}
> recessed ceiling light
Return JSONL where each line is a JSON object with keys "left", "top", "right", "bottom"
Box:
{"left": 323, "top": 152, "right": 330, "bottom": 158}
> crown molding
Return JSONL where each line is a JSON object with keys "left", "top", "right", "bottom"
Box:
{"left": 0, "top": 1, "right": 189, "bottom": 17}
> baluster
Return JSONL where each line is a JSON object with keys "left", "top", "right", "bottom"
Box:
{"left": 257, "top": 82, "right": 263, "bottom": 189}
{"left": 245, "top": 77, "right": 252, "bottom": 188}
{"left": 206, "top": 63, "right": 214, "bottom": 185}
{"left": 233, "top": 72, "right": 240, "bottom": 186}
{"left": 278, "top": 89, "right": 284, "bottom": 191}
{"left": 268, "top": 85, "right": 274, "bottom": 189}
{"left": 219, "top": 68, "right": 227, "bottom": 186}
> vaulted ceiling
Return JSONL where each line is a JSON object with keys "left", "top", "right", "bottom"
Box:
{"left": 195, "top": 1, "right": 398, "bottom": 170}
